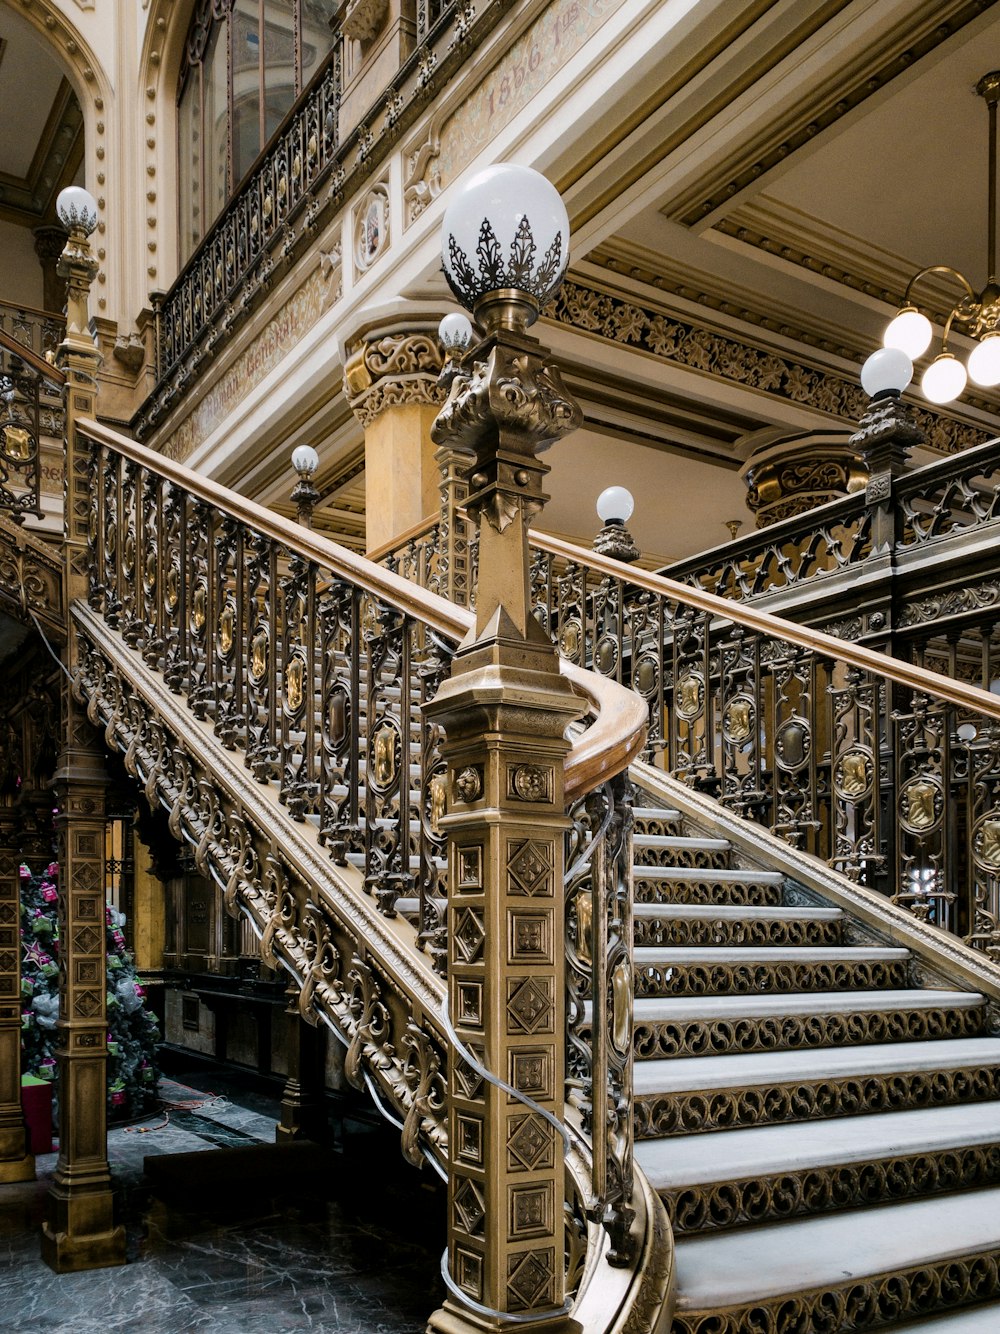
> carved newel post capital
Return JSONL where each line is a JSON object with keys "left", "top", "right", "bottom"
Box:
{"left": 849, "top": 393, "right": 924, "bottom": 488}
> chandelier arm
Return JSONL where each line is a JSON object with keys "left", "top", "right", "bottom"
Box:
{"left": 901, "top": 265, "right": 978, "bottom": 310}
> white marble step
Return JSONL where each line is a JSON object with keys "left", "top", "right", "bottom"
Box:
{"left": 636, "top": 1100, "right": 1000, "bottom": 1189}
{"left": 633, "top": 1037, "right": 1000, "bottom": 1096}
{"left": 636, "top": 865, "right": 784, "bottom": 883}
{"left": 673, "top": 1187, "right": 1000, "bottom": 1312}
{"left": 888, "top": 1302, "right": 1000, "bottom": 1331}
{"left": 633, "top": 833, "right": 730, "bottom": 852}
{"left": 634, "top": 903, "right": 841, "bottom": 922}
{"left": 631, "top": 988, "right": 982, "bottom": 1023}
{"left": 634, "top": 944, "right": 908, "bottom": 966}
{"left": 634, "top": 806, "right": 682, "bottom": 822}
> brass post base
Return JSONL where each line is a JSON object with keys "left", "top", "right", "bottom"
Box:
{"left": 0, "top": 1151, "right": 35, "bottom": 1183}
{"left": 41, "top": 1179, "right": 126, "bottom": 1272}
{"left": 426, "top": 1299, "right": 581, "bottom": 1334}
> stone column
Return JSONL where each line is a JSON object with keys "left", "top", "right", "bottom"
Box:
{"left": 738, "top": 427, "right": 866, "bottom": 528}
{"left": 40, "top": 201, "right": 124, "bottom": 1271}
{"left": 343, "top": 328, "right": 446, "bottom": 554}
{"left": 426, "top": 311, "right": 583, "bottom": 1334}
{"left": 0, "top": 816, "right": 33, "bottom": 1182}
{"left": 33, "top": 225, "right": 68, "bottom": 316}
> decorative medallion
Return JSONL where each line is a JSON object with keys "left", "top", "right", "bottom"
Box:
{"left": 675, "top": 672, "right": 704, "bottom": 722}
{"left": 506, "top": 977, "right": 552, "bottom": 1034}
{"left": 249, "top": 628, "right": 268, "bottom": 684}
{"left": 611, "top": 957, "right": 631, "bottom": 1056}
{"left": 370, "top": 719, "right": 399, "bottom": 790}
{"left": 775, "top": 717, "right": 811, "bottom": 771}
{"left": 898, "top": 776, "right": 943, "bottom": 834}
{"left": 123, "top": 529, "right": 136, "bottom": 577}
{"left": 143, "top": 549, "right": 157, "bottom": 593}
{"left": 429, "top": 772, "right": 447, "bottom": 836}
{"left": 105, "top": 518, "right": 116, "bottom": 560}
{"left": 217, "top": 598, "right": 235, "bottom": 658}
{"left": 632, "top": 655, "right": 658, "bottom": 698}
{"left": 354, "top": 183, "right": 390, "bottom": 273}
{"left": 509, "top": 764, "right": 552, "bottom": 804}
{"left": 165, "top": 562, "right": 178, "bottom": 609}
{"left": 285, "top": 653, "right": 306, "bottom": 714}
{"left": 834, "top": 748, "right": 874, "bottom": 801}
{"left": 454, "top": 765, "right": 482, "bottom": 803}
{"left": 191, "top": 581, "right": 207, "bottom": 633}
{"left": 327, "top": 685, "right": 349, "bottom": 748}
{"left": 2, "top": 425, "right": 34, "bottom": 460}
{"left": 558, "top": 620, "right": 581, "bottom": 660}
{"left": 594, "top": 634, "right": 618, "bottom": 676}
{"left": 722, "top": 696, "right": 754, "bottom": 745}
{"left": 575, "top": 891, "right": 593, "bottom": 967}
{"left": 972, "top": 813, "right": 1000, "bottom": 870}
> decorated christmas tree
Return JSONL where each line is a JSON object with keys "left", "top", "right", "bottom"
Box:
{"left": 20, "top": 859, "right": 160, "bottom": 1120}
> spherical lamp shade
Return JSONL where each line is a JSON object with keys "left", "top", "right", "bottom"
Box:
{"left": 56, "top": 185, "right": 98, "bottom": 236}
{"left": 883, "top": 307, "right": 933, "bottom": 359}
{"left": 438, "top": 312, "right": 475, "bottom": 353}
{"left": 968, "top": 334, "right": 1000, "bottom": 387}
{"left": 921, "top": 352, "right": 967, "bottom": 405}
{"left": 441, "top": 164, "right": 570, "bottom": 321}
{"left": 291, "top": 443, "right": 319, "bottom": 477}
{"left": 860, "top": 347, "right": 913, "bottom": 397}
{"left": 596, "top": 486, "right": 635, "bottom": 524}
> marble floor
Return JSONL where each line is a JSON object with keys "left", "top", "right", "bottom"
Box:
{"left": 0, "top": 1068, "right": 446, "bottom": 1334}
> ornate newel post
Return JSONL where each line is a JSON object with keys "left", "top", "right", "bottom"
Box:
{"left": 41, "top": 186, "right": 126, "bottom": 1271}
{"left": 851, "top": 348, "right": 923, "bottom": 557}
{"left": 425, "top": 165, "right": 583, "bottom": 1334}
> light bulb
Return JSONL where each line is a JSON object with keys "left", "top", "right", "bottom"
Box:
{"left": 596, "top": 486, "right": 634, "bottom": 524}
{"left": 291, "top": 443, "right": 319, "bottom": 477}
{"left": 968, "top": 334, "right": 1000, "bottom": 386}
{"left": 921, "top": 352, "right": 967, "bottom": 404}
{"left": 860, "top": 347, "right": 913, "bottom": 397}
{"left": 884, "top": 307, "right": 933, "bottom": 359}
{"left": 438, "top": 312, "right": 475, "bottom": 353}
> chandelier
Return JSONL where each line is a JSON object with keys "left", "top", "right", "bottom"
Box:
{"left": 883, "top": 71, "right": 1000, "bottom": 404}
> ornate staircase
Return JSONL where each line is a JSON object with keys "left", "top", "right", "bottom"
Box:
{"left": 625, "top": 765, "right": 1000, "bottom": 1333}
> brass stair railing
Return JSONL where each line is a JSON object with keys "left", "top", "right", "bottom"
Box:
{"left": 72, "top": 416, "right": 667, "bottom": 1322}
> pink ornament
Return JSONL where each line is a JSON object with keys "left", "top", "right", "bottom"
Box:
{"left": 42, "top": 887, "right": 58, "bottom": 903}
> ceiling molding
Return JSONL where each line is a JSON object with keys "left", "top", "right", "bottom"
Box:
{"left": 667, "top": 0, "right": 998, "bottom": 230}
{"left": 0, "top": 77, "right": 83, "bottom": 225}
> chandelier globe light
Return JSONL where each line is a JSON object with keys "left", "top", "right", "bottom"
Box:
{"left": 882, "top": 71, "right": 1000, "bottom": 403}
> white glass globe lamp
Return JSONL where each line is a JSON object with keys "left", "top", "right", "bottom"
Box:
{"left": 883, "top": 306, "right": 933, "bottom": 359}
{"left": 291, "top": 443, "right": 319, "bottom": 477}
{"left": 968, "top": 333, "right": 1000, "bottom": 387}
{"left": 56, "top": 185, "right": 99, "bottom": 236}
{"left": 438, "top": 312, "right": 475, "bottom": 354}
{"left": 596, "top": 486, "right": 635, "bottom": 525}
{"left": 441, "top": 163, "right": 570, "bottom": 330}
{"left": 921, "top": 352, "right": 967, "bottom": 404}
{"left": 860, "top": 348, "right": 913, "bottom": 398}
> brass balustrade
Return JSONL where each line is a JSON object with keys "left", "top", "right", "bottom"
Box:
{"left": 0, "top": 330, "right": 65, "bottom": 523}
{"left": 77, "top": 415, "right": 649, "bottom": 1259}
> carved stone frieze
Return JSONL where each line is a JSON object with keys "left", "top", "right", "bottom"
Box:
{"left": 547, "top": 279, "right": 988, "bottom": 456}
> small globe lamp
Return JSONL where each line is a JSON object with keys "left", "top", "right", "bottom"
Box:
{"left": 851, "top": 348, "right": 923, "bottom": 482}
{"left": 56, "top": 186, "right": 99, "bottom": 238}
{"left": 593, "top": 485, "right": 640, "bottom": 563}
{"left": 291, "top": 443, "right": 320, "bottom": 528}
{"left": 437, "top": 311, "right": 475, "bottom": 389}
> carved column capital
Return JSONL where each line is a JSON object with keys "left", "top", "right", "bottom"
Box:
{"left": 849, "top": 392, "right": 924, "bottom": 483}
{"left": 344, "top": 330, "right": 446, "bottom": 429}
{"left": 739, "top": 428, "right": 866, "bottom": 529}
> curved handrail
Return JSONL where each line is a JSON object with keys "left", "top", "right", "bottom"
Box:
{"left": 0, "top": 328, "right": 66, "bottom": 385}
{"left": 532, "top": 530, "right": 1000, "bottom": 722}
{"left": 79, "top": 419, "right": 647, "bottom": 799}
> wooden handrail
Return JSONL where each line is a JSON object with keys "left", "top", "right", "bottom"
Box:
{"left": 532, "top": 531, "right": 1000, "bottom": 722}
{"left": 366, "top": 512, "right": 440, "bottom": 564}
{"left": 79, "top": 418, "right": 647, "bottom": 798}
{"left": 0, "top": 328, "right": 66, "bottom": 385}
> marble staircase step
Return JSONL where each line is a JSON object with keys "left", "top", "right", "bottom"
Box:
{"left": 634, "top": 865, "right": 786, "bottom": 907}
{"left": 637, "top": 1100, "right": 1000, "bottom": 1232}
{"left": 633, "top": 1036, "right": 1000, "bottom": 1136}
{"left": 633, "top": 901, "right": 842, "bottom": 947}
{"left": 632, "top": 832, "right": 732, "bottom": 869}
{"left": 633, "top": 943, "right": 911, "bottom": 996}
{"left": 671, "top": 1187, "right": 1000, "bottom": 1334}
{"left": 629, "top": 988, "right": 985, "bottom": 1058}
